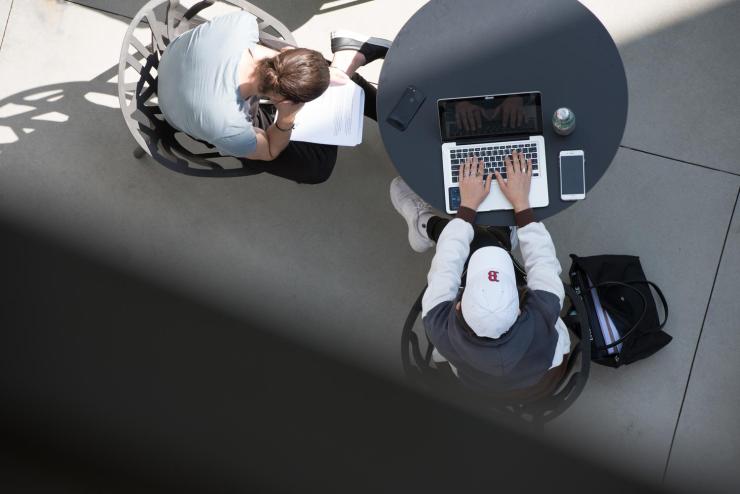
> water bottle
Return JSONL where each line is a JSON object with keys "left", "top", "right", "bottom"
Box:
{"left": 552, "top": 107, "right": 576, "bottom": 136}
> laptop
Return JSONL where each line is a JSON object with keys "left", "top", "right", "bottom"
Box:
{"left": 438, "top": 91, "right": 549, "bottom": 214}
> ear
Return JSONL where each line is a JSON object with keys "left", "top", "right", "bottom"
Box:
{"left": 280, "top": 46, "right": 295, "bottom": 53}
{"left": 456, "top": 301, "right": 461, "bottom": 311}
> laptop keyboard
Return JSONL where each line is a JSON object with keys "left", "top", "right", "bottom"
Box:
{"left": 449, "top": 142, "right": 539, "bottom": 183}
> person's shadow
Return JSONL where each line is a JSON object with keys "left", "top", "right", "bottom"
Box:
{"left": 246, "top": 0, "right": 374, "bottom": 31}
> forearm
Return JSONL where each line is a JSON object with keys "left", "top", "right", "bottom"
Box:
{"left": 264, "top": 116, "right": 294, "bottom": 159}
{"left": 421, "top": 219, "right": 474, "bottom": 317}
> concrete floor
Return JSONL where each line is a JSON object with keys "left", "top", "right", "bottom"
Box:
{"left": 1, "top": 0, "right": 739, "bottom": 492}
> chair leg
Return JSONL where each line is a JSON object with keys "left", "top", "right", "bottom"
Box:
{"left": 133, "top": 146, "right": 147, "bottom": 159}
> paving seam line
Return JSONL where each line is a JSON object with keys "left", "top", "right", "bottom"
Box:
{"left": 660, "top": 184, "right": 740, "bottom": 484}
{"left": 0, "top": 0, "right": 13, "bottom": 52}
{"left": 620, "top": 145, "right": 740, "bottom": 178}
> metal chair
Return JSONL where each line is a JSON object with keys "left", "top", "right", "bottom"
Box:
{"left": 117, "top": 0, "right": 296, "bottom": 176}
{"left": 401, "top": 279, "right": 591, "bottom": 431}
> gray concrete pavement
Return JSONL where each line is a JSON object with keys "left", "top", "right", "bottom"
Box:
{"left": 1, "top": 0, "right": 739, "bottom": 491}
{"left": 618, "top": 2, "right": 740, "bottom": 175}
{"left": 0, "top": 0, "right": 11, "bottom": 42}
{"left": 665, "top": 194, "right": 740, "bottom": 493}
{"left": 543, "top": 147, "right": 740, "bottom": 486}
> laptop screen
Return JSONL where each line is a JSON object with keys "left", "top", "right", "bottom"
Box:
{"left": 438, "top": 92, "right": 542, "bottom": 142}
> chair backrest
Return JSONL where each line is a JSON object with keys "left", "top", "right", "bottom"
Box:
{"left": 401, "top": 281, "right": 591, "bottom": 429}
{"left": 117, "top": 0, "right": 296, "bottom": 176}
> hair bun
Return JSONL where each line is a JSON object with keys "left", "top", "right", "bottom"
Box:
{"left": 256, "top": 48, "right": 330, "bottom": 102}
{"left": 263, "top": 59, "right": 280, "bottom": 88}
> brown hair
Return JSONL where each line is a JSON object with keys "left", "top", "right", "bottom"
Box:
{"left": 255, "top": 48, "right": 330, "bottom": 103}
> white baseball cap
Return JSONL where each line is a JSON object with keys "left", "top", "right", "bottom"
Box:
{"left": 460, "top": 246, "right": 520, "bottom": 338}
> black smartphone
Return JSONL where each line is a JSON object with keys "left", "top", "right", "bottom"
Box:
{"left": 448, "top": 186, "right": 461, "bottom": 212}
{"left": 387, "top": 86, "right": 426, "bottom": 131}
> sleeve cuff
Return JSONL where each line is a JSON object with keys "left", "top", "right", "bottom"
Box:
{"left": 455, "top": 206, "right": 477, "bottom": 224}
{"left": 514, "top": 208, "right": 535, "bottom": 228}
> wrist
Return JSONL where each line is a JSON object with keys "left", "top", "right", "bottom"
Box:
{"left": 455, "top": 206, "right": 477, "bottom": 224}
{"left": 514, "top": 208, "right": 535, "bottom": 228}
{"left": 275, "top": 119, "right": 295, "bottom": 132}
{"left": 512, "top": 201, "right": 530, "bottom": 213}
{"left": 460, "top": 201, "right": 479, "bottom": 211}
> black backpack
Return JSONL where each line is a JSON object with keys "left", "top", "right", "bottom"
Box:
{"left": 568, "top": 254, "right": 671, "bottom": 367}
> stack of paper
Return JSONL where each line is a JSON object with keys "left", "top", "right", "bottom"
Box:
{"left": 287, "top": 81, "right": 365, "bottom": 147}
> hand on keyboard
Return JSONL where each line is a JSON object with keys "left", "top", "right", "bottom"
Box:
{"left": 459, "top": 156, "right": 493, "bottom": 210}
{"left": 449, "top": 145, "right": 539, "bottom": 183}
{"left": 494, "top": 150, "right": 532, "bottom": 212}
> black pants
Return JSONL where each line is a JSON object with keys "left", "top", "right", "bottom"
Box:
{"left": 426, "top": 216, "right": 512, "bottom": 253}
{"left": 242, "top": 73, "right": 377, "bottom": 184}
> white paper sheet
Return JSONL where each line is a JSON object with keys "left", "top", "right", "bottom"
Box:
{"left": 287, "top": 81, "right": 364, "bottom": 146}
{"left": 587, "top": 276, "right": 623, "bottom": 354}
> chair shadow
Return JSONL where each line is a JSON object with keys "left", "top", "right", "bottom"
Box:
{"left": 0, "top": 63, "right": 270, "bottom": 178}
{"left": 0, "top": 66, "right": 125, "bottom": 159}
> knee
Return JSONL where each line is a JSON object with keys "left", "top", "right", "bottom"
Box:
{"left": 300, "top": 165, "right": 335, "bottom": 184}
{"left": 298, "top": 147, "right": 337, "bottom": 185}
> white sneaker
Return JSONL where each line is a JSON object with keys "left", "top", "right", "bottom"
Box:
{"left": 390, "top": 177, "right": 435, "bottom": 253}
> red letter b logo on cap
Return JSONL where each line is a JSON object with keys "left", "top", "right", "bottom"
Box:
{"left": 488, "top": 270, "right": 500, "bottom": 282}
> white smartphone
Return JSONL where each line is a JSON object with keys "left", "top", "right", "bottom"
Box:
{"left": 559, "top": 150, "right": 586, "bottom": 201}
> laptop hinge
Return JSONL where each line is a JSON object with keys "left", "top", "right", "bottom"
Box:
{"left": 451, "top": 134, "right": 535, "bottom": 146}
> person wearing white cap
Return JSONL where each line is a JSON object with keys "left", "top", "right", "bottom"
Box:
{"left": 390, "top": 151, "right": 570, "bottom": 397}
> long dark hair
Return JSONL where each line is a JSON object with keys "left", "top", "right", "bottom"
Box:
{"left": 255, "top": 48, "right": 330, "bottom": 103}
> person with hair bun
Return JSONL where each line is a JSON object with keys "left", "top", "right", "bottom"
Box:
{"left": 158, "top": 11, "right": 390, "bottom": 184}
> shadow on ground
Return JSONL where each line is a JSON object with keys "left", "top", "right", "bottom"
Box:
{"left": 0, "top": 216, "right": 662, "bottom": 493}
{"left": 2, "top": 1, "right": 740, "bottom": 491}
{"left": 0, "top": 56, "right": 429, "bottom": 381}
{"left": 0, "top": 67, "right": 120, "bottom": 154}
{"left": 69, "top": 0, "right": 374, "bottom": 31}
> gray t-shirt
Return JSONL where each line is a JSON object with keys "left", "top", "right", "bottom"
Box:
{"left": 158, "top": 11, "right": 260, "bottom": 157}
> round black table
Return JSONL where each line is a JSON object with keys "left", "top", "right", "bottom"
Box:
{"left": 378, "top": 0, "right": 628, "bottom": 225}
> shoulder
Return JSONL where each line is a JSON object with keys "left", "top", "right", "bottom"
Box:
{"left": 209, "top": 10, "right": 259, "bottom": 33}
{"left": 523, "top": 290, "right": 561, "bottom": 322}
{"left": 422, "top": 301, "right": 455, "bottom": 336}
{"left": 170, "top": 11, "right": 258, "bottom": 53}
